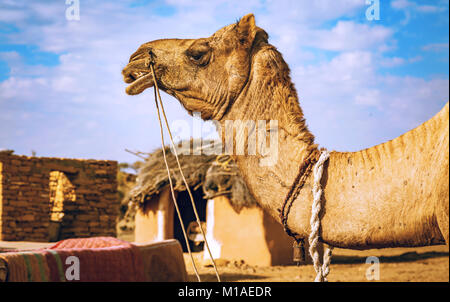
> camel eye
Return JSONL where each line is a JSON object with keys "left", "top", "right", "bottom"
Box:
{"left": 188, "top": 50, "right": 210, "bottom": 66}
{"left": 186, "top": 44, "right": 211, "bottom": 67}
{"left": 191, "top": 53, "right": 204, "bottom": 61}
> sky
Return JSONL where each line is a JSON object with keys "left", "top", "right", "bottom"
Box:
{"left": 0, "top": 0, "right": 448, "bottom": 164}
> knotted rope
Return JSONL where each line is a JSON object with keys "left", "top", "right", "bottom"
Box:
{"left": 280, "top": 149, "right": 333, "bottom": 282}
{"left": 308, "top": 150, "right": 333, "bottom": 282}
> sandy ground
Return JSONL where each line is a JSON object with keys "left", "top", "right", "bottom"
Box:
{"left": 2, "top": 239, "right": 447, "bottom": 282}
{"left": 184, "top": 245, "right": 449, "bottom": 282}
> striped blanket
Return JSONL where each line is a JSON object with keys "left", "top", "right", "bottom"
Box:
{"left": 0, "top": 237, "right": 145, "bottom": 282}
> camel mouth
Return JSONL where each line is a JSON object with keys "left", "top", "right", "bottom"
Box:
{"left": 123, "top": 71, "right": 154, "bottom": 95}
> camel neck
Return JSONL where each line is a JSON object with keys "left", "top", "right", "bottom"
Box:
{"left": 222, "top": 44, "right": 316, "bottom": 149}
{"left": 218, "top": 46, "right": 317, "bottom": 220}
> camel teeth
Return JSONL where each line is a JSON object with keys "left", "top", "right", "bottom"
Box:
{"left": 134, "top": 72, "right": 147, "bottom": 79}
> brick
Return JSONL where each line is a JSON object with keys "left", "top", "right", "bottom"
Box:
{"left": 99, "top": 215, "right": 109, "bottom": 222}
{"left": 19, "top": 214, "right": 35, "bottom": 221}
{"left": 18, "top": 166, "right": 31, "bottom": 172}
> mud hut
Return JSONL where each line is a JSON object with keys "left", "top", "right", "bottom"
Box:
{"left": 127, "top": 141, "right": 294, "bottom": 266}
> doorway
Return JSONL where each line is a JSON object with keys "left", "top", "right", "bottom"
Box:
{"left": 48, "top": 171, "right": 76, "bottom": 241}
{"left": 172, "top": 189, "right": 207, "bottom": 252}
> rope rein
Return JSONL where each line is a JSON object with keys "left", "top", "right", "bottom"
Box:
{"left": 148, "top": 56, "right": 221, "bottom": 282}
{"left": 279, "top": 149, "right": 320, "bottom": 240}
{"left": 280, "top": 149, "right": 333, "bottom": 282}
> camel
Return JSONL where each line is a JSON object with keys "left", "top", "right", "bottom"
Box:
{"left": 122, "top": 14, "right": 449, "bottom": 250}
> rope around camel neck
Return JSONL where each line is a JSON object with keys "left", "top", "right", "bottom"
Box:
{"left": 309, "top": 150, "right": 333, "bottom": 282}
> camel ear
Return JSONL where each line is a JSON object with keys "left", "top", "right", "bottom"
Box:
{"left": 236, "top": 14, "right": 257, "bottom": 47}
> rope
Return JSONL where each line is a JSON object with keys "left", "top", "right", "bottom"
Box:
{"left": 149, "top": 73, "right": 201, "bottom": 282}
{"left": 279, "top": 149, "right": 319, "bottom": 241}
{"left": 148, "top": 59, "right": 221, "bottom": 282}
{"left": 308, "top": 150, "right": 333, "bottom": 282}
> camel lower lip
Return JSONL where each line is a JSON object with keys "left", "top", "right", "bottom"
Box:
{"left": 125, "top": 73, "right": 154, "bottom": 95}
{"left": 124, "top": 74, "right": 135, "bottom": 84}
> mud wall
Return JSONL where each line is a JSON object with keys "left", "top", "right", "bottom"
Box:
{"left": 0, "top": 152, "right": 118, "bottom": 242}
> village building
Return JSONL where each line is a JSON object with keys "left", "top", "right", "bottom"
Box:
{"left": 127, "top": 143, "right": 295, "bottom": 266}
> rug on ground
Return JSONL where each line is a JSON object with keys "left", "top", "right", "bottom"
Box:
{"left": 0, "top": 237, "right": 187, "bottom": 282}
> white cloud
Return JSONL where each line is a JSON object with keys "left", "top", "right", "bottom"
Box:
{"left": 391, "top": 0, "right": 448, "bottom": 25}
{"left": 354, "top": 89, "right": 382, "bottom": 107}
{"left": 391, "top": 0, "right": 414, "bottom": 9}
{"left": 422, "top": 43, "right": 449, "bottom": 52}
{"left": 0, "top": 51, "right": 21, "bottom": 63}
{"left": 415, "top": 4, "right": 446, "bottom": 13}
{"left": 391, "top": 0, "right": 448, "bottom": 26}
{"left": 391, "top": 0, "right": 446, "bottom": 12}
{"left": 380, "top": 56, "right": 406, "bottom": 67}
{"left": 0, "top": 8, "right": 27, "bottom": 22}
{"left": 303, "top": 21, "right": 394, "bottom": 52}
{"left": 379, "top": 55, "right": 421, "bottom": 67}
{"left": 260, "top": 0, "right": 365, "bottom": 25}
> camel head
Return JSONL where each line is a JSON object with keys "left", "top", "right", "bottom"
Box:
{"left": 122, "top": 14, "right": 268, "bottom": 120}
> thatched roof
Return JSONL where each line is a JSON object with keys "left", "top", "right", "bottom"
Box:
{"left": 127, "top": 140, "right": 257, "bottom": 213}
{"left": 203, "top": 159, "right": 257, "bottom": 212}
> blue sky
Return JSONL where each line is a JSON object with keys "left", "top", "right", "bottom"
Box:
{"left": 0, "top": 0, "right": 448, "bottom": 164}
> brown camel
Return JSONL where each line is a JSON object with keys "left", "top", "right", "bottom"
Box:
{"left": 122, "top": 14, "right": 449, "bottom": 250}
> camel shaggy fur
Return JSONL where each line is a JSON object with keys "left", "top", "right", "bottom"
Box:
{"left": 122, "top": 14, "right": 449, "bottom": 249}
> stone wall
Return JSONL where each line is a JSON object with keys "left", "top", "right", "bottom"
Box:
{"left": 0, "top": 151, "right": 118, "bottom": 242}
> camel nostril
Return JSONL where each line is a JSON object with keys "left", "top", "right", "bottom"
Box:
{"left": 148, "top": 49, "right": 156, "bottom": 65}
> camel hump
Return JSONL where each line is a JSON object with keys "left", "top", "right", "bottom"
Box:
{"left": 436, "top": 101, "right": 449, "bottom": 118}
{"left": 432, "top": 101, "right": 449, "bottom": 138}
